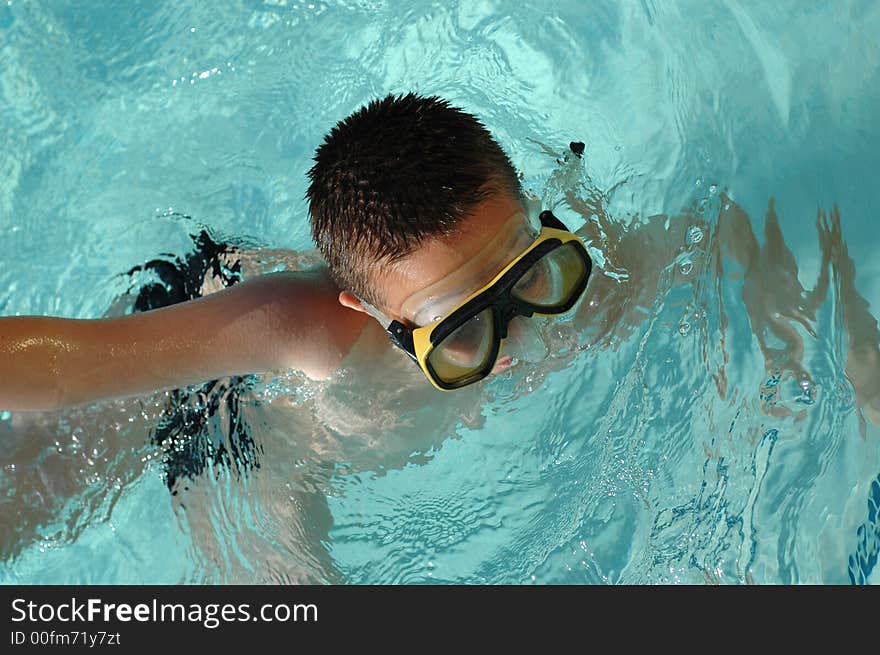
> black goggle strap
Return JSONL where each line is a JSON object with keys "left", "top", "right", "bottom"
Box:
{"left": 387, "top": 321, "right": 419, "bottom": 363}
{"left": 539, "top": 210, "right": 569, "bottom": 232}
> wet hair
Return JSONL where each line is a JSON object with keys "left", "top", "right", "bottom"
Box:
{"left": 306, "top": 92, "right": 522, "bottom": 309}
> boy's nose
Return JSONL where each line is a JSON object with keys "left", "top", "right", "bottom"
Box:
{"left": 502, "top": 316, "right": 548, "bottom": 364}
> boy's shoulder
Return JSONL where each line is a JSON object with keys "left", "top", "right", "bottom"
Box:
{"left": 243, "top": 264, "right": 372, "bottom": 380}
{"left": 237, "top": 246, "right": 403, "bottom": 378}
{"left": 173, "top": 241, "right": 394, "bottom": 380}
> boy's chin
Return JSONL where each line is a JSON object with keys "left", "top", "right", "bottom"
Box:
{"left": 491, "top": 355, "right": 514, "bottom": 374}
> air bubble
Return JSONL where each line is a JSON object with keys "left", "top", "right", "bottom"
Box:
{"left": 680, "top": 260, "right": 693, "bottom": 275}
{"left": 678, "top": 322, "right": 691, "bottom": 335}
{"left": 687, "top": 225, "right": 704, "bottom": 244}
{"left": 795, "top": 379, "right": 815, "bottom": 405}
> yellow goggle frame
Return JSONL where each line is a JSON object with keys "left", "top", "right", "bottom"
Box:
{"left": 385, "top": 211, "right": 592, "bottom": 390}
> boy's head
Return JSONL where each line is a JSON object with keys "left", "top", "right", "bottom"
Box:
{"left": 306, "top": 92, "right": 525, "bottom": 322}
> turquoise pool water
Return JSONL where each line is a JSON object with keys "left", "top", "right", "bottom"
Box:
{"left": 1, "top": 0, "right": 879, "bottom": 584}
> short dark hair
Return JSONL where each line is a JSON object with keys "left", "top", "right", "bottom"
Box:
{"left": 306, "top": 92, "right": 521, "bottom": 308}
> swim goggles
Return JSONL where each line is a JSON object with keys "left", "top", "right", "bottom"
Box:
{"left": 362, "top": 209, "right": 592, "bottom": 391}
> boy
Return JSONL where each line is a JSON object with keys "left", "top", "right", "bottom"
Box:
{"left": 1, "top": 93, "right": 596, "bottom": 411}
{"left": 1, "top": 92, "right": 878, "bottom": 425}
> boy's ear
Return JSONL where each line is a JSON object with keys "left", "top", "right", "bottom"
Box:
{"left": 338, "top": 291, "right": 368, "bottom": 314}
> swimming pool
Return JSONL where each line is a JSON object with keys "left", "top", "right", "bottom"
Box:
{"left": 1, "top": 0, "right": 878, "bottom": 584}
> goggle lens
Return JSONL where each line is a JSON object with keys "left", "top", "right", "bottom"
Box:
{"left": 511, "top": 242, "right": 590, "bottom": 309}
{"left": 427, "top": 307, "right": 496, "bottom": 384}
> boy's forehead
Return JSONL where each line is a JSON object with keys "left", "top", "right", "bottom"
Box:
{"left": 377, "top": 192, "right": 525, "bottom": 316}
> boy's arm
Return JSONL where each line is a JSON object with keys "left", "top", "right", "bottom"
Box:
{"left": 0, "top": 267, "right": 368, "bottom": 412}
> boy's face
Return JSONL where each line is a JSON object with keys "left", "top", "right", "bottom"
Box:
{"left": 338, "top": 190, "right": 536, "bottom": 374}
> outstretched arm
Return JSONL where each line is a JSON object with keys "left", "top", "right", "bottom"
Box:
{"left": 0, "top": 267, "right": 368, "bottom": 412}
